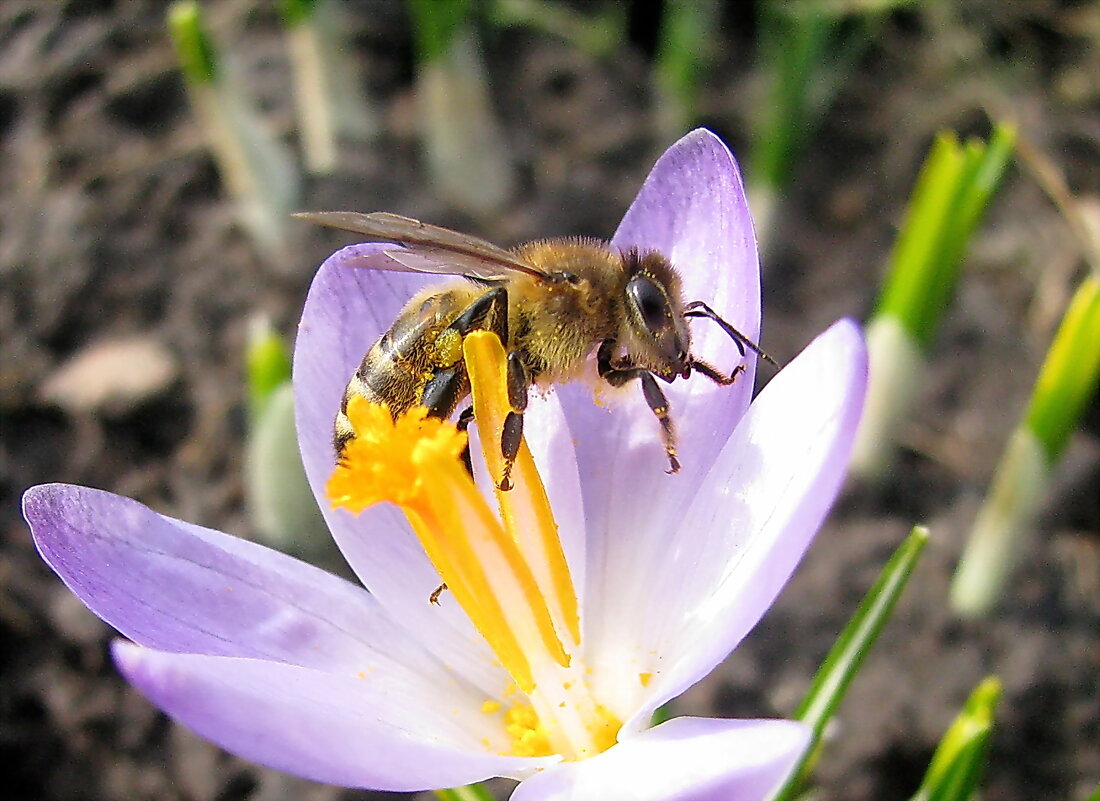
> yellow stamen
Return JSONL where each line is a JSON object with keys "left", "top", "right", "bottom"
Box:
{"left": 329, "top": 393, "right": 560, "bottom": 691}
{"left": 326, "top": 402, "right": 465, "bottom": 512}
{"left": 326, "top": 332, "right": 621, "bottom": 760}
{"left": 464, "top": 332, "right": 581, "bottom": 648}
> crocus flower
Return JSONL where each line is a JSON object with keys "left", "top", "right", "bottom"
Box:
{"left": 23, "top": 129, "right": 867, "bottom": 800}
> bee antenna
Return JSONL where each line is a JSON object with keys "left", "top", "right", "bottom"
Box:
{"left": 683, "top": 301, "right": 779, "bottom": 368}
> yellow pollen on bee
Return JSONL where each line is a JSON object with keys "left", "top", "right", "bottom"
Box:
{"left": 433, "top": 328, "right": 464, "bottom": 366}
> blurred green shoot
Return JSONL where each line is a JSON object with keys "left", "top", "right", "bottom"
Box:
{"left": 875, "top": 126, "right": 1016, "bottom": 350}
{"left": 851, "top": 125, "right": 1015, "bottom": 480}
{"left": 910, "top": 677, "right": 1001, "bottom": 801}
{"left": 951, "top": 274, "right": 1100, "bottom": 616}
{"left": 168, "top": 1, "right": 299, "bottom": 257}
{"left": 653, "top": 0, "right": 720, "bottom": 144}
{"left": 434, "top": 784, "right": 496, "bottom": 801}
{"left": 244, "top": 316, "right": 328, "bottom": 558}
{"left": 170, "top": 0, "right": 218, "bottom": 83}
{"left": 489, "top": 0, "right": 624, "bottom": 56}
{"left": 747, "top": 0, "right": 918, "bottom": 246}
{"left": 770, "top": 525, "right": 929, "bottom": 801}
{"left": 246, "top": 315, "right": 292, "bottom": 421}
{"left": 1083, "top": 783, "right": 1100, "bottom": 801}
{"left": 409, "top": 0, "right": 515, "bottom": 218}
{"left": 278, "top": 0, "right": 378, "bottom": 174}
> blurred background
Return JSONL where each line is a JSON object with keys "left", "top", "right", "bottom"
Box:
{"left": 0, "top": 1, "right": 1097, "bottom": 800}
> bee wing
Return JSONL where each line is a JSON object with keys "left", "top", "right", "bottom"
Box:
{"left": 294, "top": 211, "right": 550, "bottom": 281}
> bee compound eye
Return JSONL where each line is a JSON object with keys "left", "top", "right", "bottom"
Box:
{"left": 627, "top": 276, "right": 670, "bottom": 333}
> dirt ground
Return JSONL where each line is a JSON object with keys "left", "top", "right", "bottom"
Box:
{"left": 1, "top": 2, "right": 1097, "bottom": 800}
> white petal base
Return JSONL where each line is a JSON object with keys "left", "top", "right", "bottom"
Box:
{"left": 511, "top": 717, "right": 808, "bottom": 801}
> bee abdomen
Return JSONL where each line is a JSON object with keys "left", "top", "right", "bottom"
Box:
{"left": 333, "top": 332, "right": 455, "bottom": 457}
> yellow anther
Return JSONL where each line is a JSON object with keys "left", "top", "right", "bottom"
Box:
{"left": 326, "top": 399, "right": 466, "bottom": 513}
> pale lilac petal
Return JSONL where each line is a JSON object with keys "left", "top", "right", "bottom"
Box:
{"left": 613, "top": 129, "right": 761, "bottom": 373}
{"left": 511, "top": 717, "right": 807, "bottom": 801}
{"left": 294, "top": 246, "right": 505, "bottom": 694}
{"left": 561, "top": 130, "right": 763, "bottom": 683}
{"left": 25, "top": 484, "right": 408, "bottom": 669}
{"left": 612, "top": 320, "right": 867, "bottom": 723}
{"left": 24, "top": 483, "right": 500, "bottom": 717}
{"left": 114, "top": 643, "right": 556, "bottom": 792}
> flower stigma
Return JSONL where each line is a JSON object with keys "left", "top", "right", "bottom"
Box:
{"left": 326, "top": 331, "right": 620, "bottom": 761}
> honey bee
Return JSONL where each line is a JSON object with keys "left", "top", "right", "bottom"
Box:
{"left": 297, "top": 211, "right": 771, "bottom": 488}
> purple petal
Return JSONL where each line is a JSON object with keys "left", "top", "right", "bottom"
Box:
{"left": 114, "top": 643, "right": 555, "bottom": 791}
{"left": 293, "top": 245, "right": 505, "bottom": 693}
{"left": 613, "top": 129, "right": 761, "bottom": 366}
{"left": 511, "top": 717, "right": 808, "bottom": 801}
{"left": 613, "top": 320, "right": 867, "bottom": 722}
{"left": 23, "top": 483, "right": 432, "bottom": 672}
{"left": 559, "top": 130, "right": 762, "bottom": 671}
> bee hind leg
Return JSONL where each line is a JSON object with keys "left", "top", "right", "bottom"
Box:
{"left": 420, "top": 365, "right": 473, "bottom": 472}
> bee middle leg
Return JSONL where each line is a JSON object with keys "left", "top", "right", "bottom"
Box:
{"left": 497, "top": 353, "right": 528, "bottom": 491}
{"left": 597, "top": 340, "right": 680, "bottom": 473}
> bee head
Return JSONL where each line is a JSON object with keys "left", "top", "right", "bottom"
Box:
{"left": 622, "top": 249, "right": 692, "bottom": 381}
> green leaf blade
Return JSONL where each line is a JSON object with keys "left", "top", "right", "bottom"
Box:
{"left": 434, "top": 784, "right": 497, "bottom": 801}
{"left": 912, "top": 677, "right": 1001, "bottom": 801}
{"left": 770, "top": 525, "right": 930, "bottom": 801}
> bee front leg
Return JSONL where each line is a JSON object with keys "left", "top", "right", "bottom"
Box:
{"left": 597, "top": 340, "right": 680, "bottom": 474}
{"left": 638, "top": 372, "right": 680, "bottom": 474}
